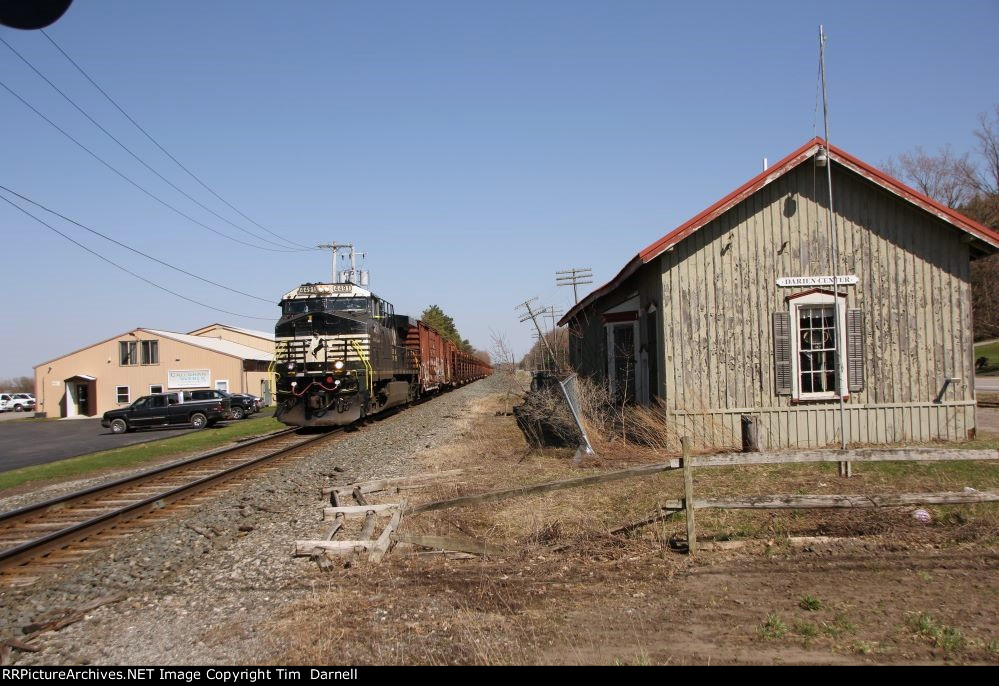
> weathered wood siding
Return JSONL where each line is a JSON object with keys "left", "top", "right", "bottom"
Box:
{"left": 660, "top": 162, "right": 974, "bottom": 448}
{"left": 570, "top": 161, "right": 977, "bottom": 448}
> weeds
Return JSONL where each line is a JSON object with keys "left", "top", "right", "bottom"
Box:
{"left": 795, "top": 622, "right": 820, "bottom": 644}
{"left": 909, "top": 613, "right": 967, "bottom": 652}
{"left": 758, "top": 613, "right": 788, "bottom": 640}
{"left": 799, "top": 595, "right": 823, "bottom": 612}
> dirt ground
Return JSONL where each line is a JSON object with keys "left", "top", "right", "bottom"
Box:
{"left": 271, "top": 379, "right": 999, "bottom": 665}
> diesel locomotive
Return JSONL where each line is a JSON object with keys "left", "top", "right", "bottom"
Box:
{"left": 272, "top": 280, "right": 490, "bottom": 428}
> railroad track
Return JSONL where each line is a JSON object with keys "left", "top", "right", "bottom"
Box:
{"left": 0, "top": 426, "right": 338, "bottom": 585}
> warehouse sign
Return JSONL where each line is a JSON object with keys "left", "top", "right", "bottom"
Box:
{"left": 168, "top": 369, "right": 211, "bottom": 389}
{"left": 777, "top": 275, "right": 858, "bottom": 287}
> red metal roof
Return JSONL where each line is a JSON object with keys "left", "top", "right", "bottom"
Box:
{"left": 560, "top": 137, "right": 999, "bottom": 326}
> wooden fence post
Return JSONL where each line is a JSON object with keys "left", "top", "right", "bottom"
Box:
{"left": 682, "top": 436, "right": 696, "bottom": 555}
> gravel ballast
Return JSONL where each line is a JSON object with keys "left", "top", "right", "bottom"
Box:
{"left": 1, "top": 377, "right": 500, "bottom": 665}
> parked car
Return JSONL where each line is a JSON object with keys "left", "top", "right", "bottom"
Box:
{"left": 101, "top": 392, "right": 229, "bottom": 433}
{"left": 0, "top": 393, "right": 12, "bottom": 412}
{"left": 183, "top": 389, "right": 258, "bottom": 420}
{"left": 8, "top": 393, "right": 35, "bottom": 412}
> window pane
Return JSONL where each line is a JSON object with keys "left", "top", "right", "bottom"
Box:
{"left": 141, "top": 340, "right": 159, "bottom": 365}
{"left": 120, "top": 341, "right": 137, "bottom": 365}
{"left": 798, "top": 305, "right": 838, "bottom": 395}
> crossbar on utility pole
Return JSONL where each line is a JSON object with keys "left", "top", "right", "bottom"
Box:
{"left": 556, "top": 267, "right": 593, "bottom": 304}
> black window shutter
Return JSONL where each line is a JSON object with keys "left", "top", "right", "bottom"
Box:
{"left": 846, "top": 308, "right": 865, "bottom": 393}
{"left": 773, "top": 311, "right": 792, "bottom": 396}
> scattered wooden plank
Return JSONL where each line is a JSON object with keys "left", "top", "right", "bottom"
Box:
{"left": 322, "top": 504, "right": 398, "bottom": 519}
{"left": 391, "top": 533, "right": 508, "bottom": 557}
{"left": 322, "top": 514, "right": 344, "bottom": 541}
{"left": 323, "top": 469, "right": 470, "bottom": 496}
{"left": 359, "top": 511, "right": 378, "bottom": 540}
{"left": 2, "top": 637, "right": 39, "bottom": 652}
{"left": 351, "top": 486, "right": 368, "bottom": 506}
{"left": 294, "top": 540, "right": 372, "bottom": 556}
{"left": 611, "top": 508, "right": 682, "bottom": 536}
{"left": 369, "top": 500, "right": 407, "bottom": 563}
{"left": 682, "top": 437, "right": 696, "bottom": 555}
{"left": 185, "top": 523, "right": 214, "bottom": 539}
{"left": 21, "top": 594, "right": 119, "bottom": 639}
{"left": 310, "top": 547, "right": 333, "bottom": 572}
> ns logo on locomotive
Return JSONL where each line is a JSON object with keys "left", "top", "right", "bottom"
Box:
{"left": 273, "top": 260, "right": 490, "bottom": 428}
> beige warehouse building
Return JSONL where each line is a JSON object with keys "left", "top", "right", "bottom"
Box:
{"left": 33, "top": 326, "right": 275, "bottom": 419}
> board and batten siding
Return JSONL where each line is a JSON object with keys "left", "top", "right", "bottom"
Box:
{"left": 657, "top": 162, "right": 974, "bottom": 448}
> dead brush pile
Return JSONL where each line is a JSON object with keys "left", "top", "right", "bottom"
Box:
{"left": 512, "top": 374, "right": 739, "bottom": 456}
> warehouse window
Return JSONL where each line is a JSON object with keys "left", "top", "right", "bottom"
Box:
{"left": 119, "top": 341, "right": 137, "bottom": 366}
{"left": 141, "top": 340, "right": 159, "bottom": 365}
{"left": 116, "top": 386, "right": 130, "bottom": 404}
{"left": 773, "top": 290, "right": 864, "bottom": 400}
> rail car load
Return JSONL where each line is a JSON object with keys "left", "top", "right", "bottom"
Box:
{"left": 272, "top": 278, "right": 491, "bottom": 428}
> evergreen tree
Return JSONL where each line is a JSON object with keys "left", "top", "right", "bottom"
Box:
{"left": 420, "top": 305, "right": 462, "bottom": 347}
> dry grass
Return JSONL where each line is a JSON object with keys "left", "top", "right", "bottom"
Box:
{"left": 267, "top": 384, "right": 999, "bottom": 665}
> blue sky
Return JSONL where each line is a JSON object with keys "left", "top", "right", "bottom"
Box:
{"left": 1, "top": 0, "right": 997, "bottom": 378}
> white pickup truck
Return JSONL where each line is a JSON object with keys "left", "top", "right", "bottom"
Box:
{"left": 0, "top": 393, "right": 35, "bottom": 412}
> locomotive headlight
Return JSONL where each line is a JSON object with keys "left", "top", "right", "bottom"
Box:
{"left": 333, "top": 360, "right": 345, "bottom": 370}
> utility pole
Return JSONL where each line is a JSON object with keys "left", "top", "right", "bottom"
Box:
{"left": 516, "top": 298, "right": 557, "bottom": 371}
{"left": 544, "top": 305, "right": 564, "bottom": 370}
{"left": 556, "top": 268, "right": 593, "bottom": 304}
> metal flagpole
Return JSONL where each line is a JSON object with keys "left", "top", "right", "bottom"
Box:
{"left": 820, "top": 25, "right": 850, "bottom": 476}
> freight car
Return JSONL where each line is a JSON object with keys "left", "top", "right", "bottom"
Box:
{"left": 272, "top": 279, "right": 490, "bottom": 428}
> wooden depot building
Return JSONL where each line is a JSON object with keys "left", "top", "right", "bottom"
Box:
{"left": 560, "top": 138, "right": 999, "bottom": 449}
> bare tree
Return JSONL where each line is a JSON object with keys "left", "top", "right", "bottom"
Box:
{"left": 488, "top": 329, "right": 516, "bottom": 373}
{"left": 886, "top": 107, "right": 999, "bottom": 340}
{"left": 0, "top": 376, "right": 34, "bottom": 393}
{"left": 965, "top": 105, "right": 999, "bottom": 196}
{"left": 884, "top": 145, "right": 974, "bottom": 209}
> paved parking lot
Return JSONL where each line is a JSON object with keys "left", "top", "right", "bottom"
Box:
{"left": 0, "top": 417, "right": 204, "bottom": 473}
{"left": 0, "top": 410, "right": 38, "bottom": 423}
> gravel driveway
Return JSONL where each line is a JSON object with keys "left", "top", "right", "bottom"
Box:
{"left": 1, "top": 377, "right": 499, "bottom": 665}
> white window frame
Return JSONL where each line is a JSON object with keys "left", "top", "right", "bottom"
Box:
{"left": 789, "top": 291, "right": 847, "bottom": 401}
{"left": 149, "top": 384, "right": 163, "bottom": 394}
{"left": 140, "top": 339, "right": 159, "bottom": 366}
{"left": 115, "top": 386, "right": 130, "bottom": 404}
{"left": 215, "top": 379, "right": 229, "bottom": 393}
{"left": 605, "top": 321, "right": 639, "bottom": 397}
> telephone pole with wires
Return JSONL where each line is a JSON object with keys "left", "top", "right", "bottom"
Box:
{"left": 517, "top": 298, "right": 557, "bottom": 371}
{"left": 556, "top": 268, "right": 593, "bottom": 304}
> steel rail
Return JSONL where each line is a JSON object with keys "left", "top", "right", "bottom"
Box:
{"left": 0, "top": 427, "right": 299, "bottom": 526}
{"left": 0, "top": 429, "right": 330, "bottom": 571}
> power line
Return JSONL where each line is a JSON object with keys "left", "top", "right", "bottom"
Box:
{"left": 0, "top": 193, "right": 274, "bottom": 321}
{"left": 40, "top": 29, "right": 316, "bottom": 251}
{"left": 0, "top": 184, "right": 273, "bottom": 303}
{"left": 0, "top": 35, "right": 309, "bottom": 252}
{"left": 0, "top": 77, "right": 301, "bottom": 253}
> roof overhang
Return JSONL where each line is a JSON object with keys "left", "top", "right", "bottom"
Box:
{"left": 560, "top": 137, "right": 999, "bottom": 326}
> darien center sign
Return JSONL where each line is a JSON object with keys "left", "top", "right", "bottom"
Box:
{"left": 776, "top": 275, "right": 859, "bottom": 288}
